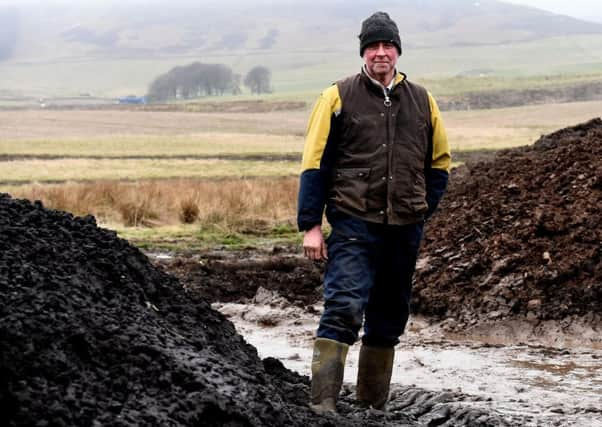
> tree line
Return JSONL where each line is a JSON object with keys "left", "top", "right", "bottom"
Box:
{"left": 147, "top": 62, "right": 272, "bottom": 102}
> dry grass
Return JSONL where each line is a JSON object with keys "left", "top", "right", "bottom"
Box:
{"left": 9, "top": 178, "right": 299, "bottom": 232}
{"left": 4, "top": 100, "right": 601, "bottom": 242}
{"left": 116, "top": 186, "right": 162, "bottom": 227}
{"left": 178, "top": 196, "right": 200, "bottom": 224}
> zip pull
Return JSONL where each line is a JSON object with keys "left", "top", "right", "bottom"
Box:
{"left": 384, "top": 87, "right": 391, "bottom": 107}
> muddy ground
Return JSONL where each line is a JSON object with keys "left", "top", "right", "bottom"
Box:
{"left": 156, "top": 118, "right": 602, "bottom": 425}
{"left": 1, "top": 194, "right": 521, "bottom": 426}
{"left": 160, "top": 119, "right": 602, "bottom": 346}
{"left": 155, "top": 247, "right": 601, "bottom": 426}
{"left": 1, "top": 119, "right": 601, "bottom": 426}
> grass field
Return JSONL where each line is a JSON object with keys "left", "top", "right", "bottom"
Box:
{"left": 0, "top": 134, "right": 303, "bottom": 158}
{"left": 3, "top": 3, "right": 602, "bottom": 250}
{"left": 3, "top": 34, "right": 602, "bottom": 99}
{"left": 419, "top": 73, "right": 602, "bottom": 97}
{"left": 2, "top": 99, "right": 601, "bottom": 249}
{"left": 444, "top": 100, "right": 602, "bottom": 151}
{"left": 0, "top": 110, "right": 308, "bottom": 140}
{"left": 0, "top": 158, "right": 300, "bottom": 184}
{"left": 2, "top": 99, "right": 600, "bottom": 166}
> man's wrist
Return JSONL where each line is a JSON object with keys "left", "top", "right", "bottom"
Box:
{"left": 300, "top": 222, "right": 322, "bottom": 232}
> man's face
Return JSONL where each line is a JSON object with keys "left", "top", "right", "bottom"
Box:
{"left": 363, "top": 41, "right": 399, "bottom": 80}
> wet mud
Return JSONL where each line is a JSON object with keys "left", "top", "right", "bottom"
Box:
{"left": 2, "top": 119, "right": 601, "bottom": 426}
{"left": 1, "top": 195, "right": 517, "bottom": 426}
{"left": 211, "top": 296, "right": 602, "bottom": 426}
{"left": 155, "top": 118, "right": 602, "bottom": 425}
{"left": 156, "top": 245, "right": 602, "bottom": 425}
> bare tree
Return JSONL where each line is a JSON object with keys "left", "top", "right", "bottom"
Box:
{"left": 243, "top": 66, "right": 272, "bottom": 94}
{"left": 147, "top": 73, "right": 177, "bottom": 102}
{"left": 147, "top": 62, "right": 239, "bottom": 102}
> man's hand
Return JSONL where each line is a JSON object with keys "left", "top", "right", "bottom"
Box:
{"left": 303, "top": 225, "right": 328, "bottom": 261}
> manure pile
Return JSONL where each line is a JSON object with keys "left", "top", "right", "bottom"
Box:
{"left": 0, "top": 194, "right": 516, "bottom": 426}
{"left": 414, "top": 118, "right": 602, "bottom": 327}
{"left": 0, "top": 195, "right": 307, "bottom": 426}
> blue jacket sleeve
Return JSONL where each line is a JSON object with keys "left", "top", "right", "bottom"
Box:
{"left": 297, "top": 86, "right": 341, "bottom": 231}
{"left": 297, "top": 169, "right": 328, "bottom": 231}
{"left": 425, "top": 93, "right": 451, "bottom": 220}
{"left": 425, "top": 168, "right": 449, "bottom": 220}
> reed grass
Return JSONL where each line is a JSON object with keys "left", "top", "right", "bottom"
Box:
{"left": 9, "top": 177, "right": 299, "bottom": 233}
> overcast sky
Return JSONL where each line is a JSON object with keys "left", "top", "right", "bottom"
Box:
{"left": 1, "top": 0, "right": 601, "bottom": 24}
{"left": 502, "top": 0, "right": 602, "bottom": 23}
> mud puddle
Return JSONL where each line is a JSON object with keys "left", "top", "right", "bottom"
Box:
{"left": 213, "top": 291, "right": 602, "bottom": 427}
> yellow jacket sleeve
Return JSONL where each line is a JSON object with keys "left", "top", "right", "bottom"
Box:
{"left": 301, "top": 85, "right": 342, "bottom": 172}
{"left": 428, "top": 92, "right": 451, "bottom": 172}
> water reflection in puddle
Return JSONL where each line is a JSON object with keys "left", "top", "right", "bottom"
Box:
{"left": 215, "top": 302, "right": 602, "bottom": 426}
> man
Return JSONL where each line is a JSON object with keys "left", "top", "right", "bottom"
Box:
{"left": 297, "top": 11, "right": 451, "bottom": 414}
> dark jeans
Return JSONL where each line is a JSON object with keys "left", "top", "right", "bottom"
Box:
{"left": 317, "top": 207, "right": 423, "bottom": 347}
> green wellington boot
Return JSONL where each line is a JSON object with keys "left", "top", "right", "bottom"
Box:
{"left": 309, "top": 337, "right": 349, "bottom": 414}
{"left": 356, "top": 345, "right": 395, "bottom": 410}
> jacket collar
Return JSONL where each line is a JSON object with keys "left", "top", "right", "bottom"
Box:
{"left": 361, "top": 65, "right": 406, "bottom": 92}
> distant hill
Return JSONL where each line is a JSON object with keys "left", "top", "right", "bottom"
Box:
{"left": 4, "top": 0, "right": 602, "bottom": 61}
{"left": 1, "top": 0, "right": 602, "bottom": 98}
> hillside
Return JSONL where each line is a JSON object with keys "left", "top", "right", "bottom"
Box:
{"left": 3, "top": 0, "right": 602, "bottom": 60}
{"left": 1, "top": 0, "right": 602, "bottom": 98}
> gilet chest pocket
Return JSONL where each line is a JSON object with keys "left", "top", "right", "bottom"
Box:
{"left": 332, "top": 167, "right": 371, "bottom": 212}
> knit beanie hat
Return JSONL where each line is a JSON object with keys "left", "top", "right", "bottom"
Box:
{"left": 358, "top": 11, "right": 402, "bottom": 57}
